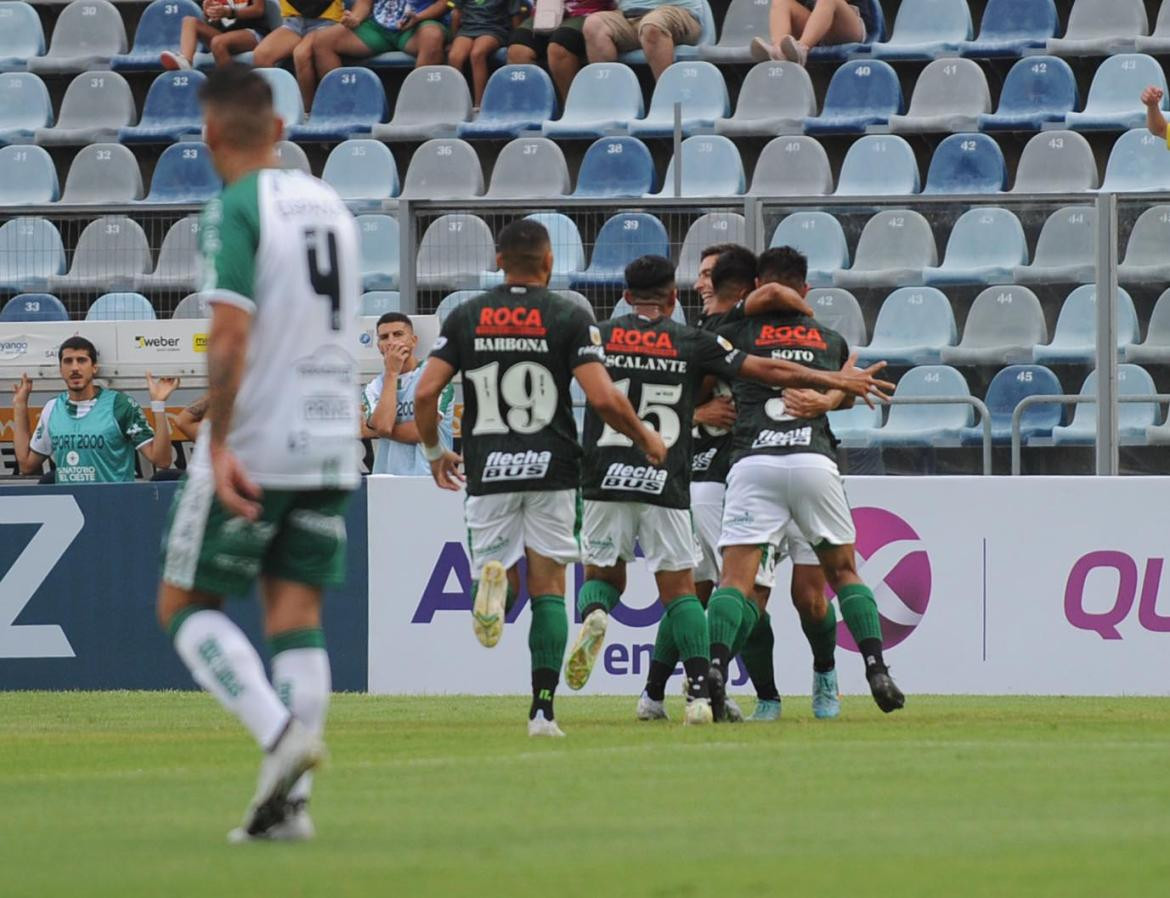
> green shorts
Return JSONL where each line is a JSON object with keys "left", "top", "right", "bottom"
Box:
{"left": 353, "top": 17, "right": 449, "bottom": 54}
{"left": 161, "top": 474, "right": 352, "bottom": 596}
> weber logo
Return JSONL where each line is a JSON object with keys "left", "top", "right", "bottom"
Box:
{"left": 134, "top": 335, "right": 181, "bottom": 351}
{"left": 483, "top": 449, "right": 551, "bottom": 482}
{"left": 752, "top": 427, "right": 812, "bottom": 449}
{"left": 601, "top": 463, "right": 667, "bottom": 495}
{"left": 691, "top": 448, "right": 717, "bottom": 472}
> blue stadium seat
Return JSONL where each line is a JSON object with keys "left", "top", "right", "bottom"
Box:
{"left": 835, "top": 135, "right": 919, "bottom": 196}
{"left": 1124, "top": 288, "right": 1170, "bottom": 364}
{"left": 620, "top": 0, "right": 716, "bottom": 65}
{"left": 676, "top": 212, "right": 746, "bottom": 288}
{"left": 888, "top": 58, "right": 990, "bottom": 133}
{"left": 322, "top": 139, "right": 400, "bottom": 207}
{"left": 372, "top": 65, "right": 472, "bottom": 141}
{"left": 542, "top": 63, "right": 643, "bottom": 139}
{"left": 959, "top": 365, "right": 1063, "bottom": 445}
{"left": 361, "top": 291, "right": 401, "bottom": 316}
{"left": 28, "top": 0, "right": 126, "bottom": 75}
{"left": 1136, "top": 2, "right": 1170, "bottom": 55}
{"left": 573, "top": 137, "right": 656, "bottom": 198}
{"left": 0, "top": 73, "right": 51, "bottom": 145}
{"left": 923, "top": 207, "right": 1026, "bottom": 286}
{"left": 770, "top": 212, "right": 849, "bottom": 287}
{"left": 398, "top": 138, "right": 483, "bottom": 200}
{"left": 923, "top": 133, "right": 1006, "bottom": 194}
{"left": 120, "top": 70, "right": 205, "bottom": 143}
{"left": 827, "top": 402, "right": 883, "bottom": 448}
{"left": 1048, "top": 0, "right": 1147, "bottom": 57}
{"left": 856, "top": 287, "right": 957, "bottom": 366}
{"left": 571, "top": 213, "right": 670, "bottom": 290}
{"left": 748, "top": 136, "right": 833, "bottom": 196}
{"left": 1100, "top": 130, "right": 1170, "bottom": 192}
{"left": 870, "top": 365, "right": 974, "bottom": 447}
{"left": 485, "top": 137, "right": 570, "bottom": 199}
{"left": 808, "top": 0, "right": 885, "bottom": 62}
{"left": 60, "top": 142, "right": 143, "bottom": 204}
{"left": 416, "top": 214, "right": 495, "bottom": 291}
{"left": 86, "top": 292, "right": 156, "bottom": 321}
{"left": 112, "top": 0, "right": 201, "bottom": 71}
{"left": 356, "top": 214, "right": 399, "bottom": 291}
{"left": 0, "top": 1, "right": 45, "bottom": 71}
{"left": 699, "top": 0, "right": 773, "bottom": 64}
{"left": 808, "top": 288, "right": 866, "bottom": 348}
{"left": 656, "top": 135, "right": 744, "bottom": 197}
{"left": 834, "top": 209, "right": 937, "bottom": 289}
{"left": 715, "top": 62, "right": 815, "bottom": 138}
{"left": 1033, "top": 285, "right": 1139, "bottom": 365}
{"left": 1011, "top": 130, "right": 1098, "bottom": 193}
{"left": 1119, "top": 206, "right": 1170, "bottom": 284}
{"left": 978, "top": 56, "right": 1077, "bottom": 131}
{"left": 458, "top": 65, "right": 556, "bottom": 139}
{"left": 143, "top": 142, "right": 221, "bottom": 203}
{"left": 0, "top": 217, "right": 64, "bottom": 290}
{"left": 1065, "top": 54, "right": 1164, "bottom": 131}
{"left": 1014, "top": 206, "right": 1096, "bottom": 284}
{"left": 133, "top": 215, "right": 200, "bottom": 291}
{"left": 940, "top": 286, "right": 1048, "bottom": 366}
{"left": 480, "top": 212, "right": 585, "bottom": 289}
{"left": 628, "top": 62, "right": 729, "bottom": 139}
{"left": 35, "top": 70, "right": 136, "bottom": 146}
{"left": 959, "top": 0, "right": 1058, "bottom": 58}
{"left": 804, "top": 60, "right": 902, "bottom": 135}
{"left": 1053, "top": 365, "right": 1157, "bottom": 446}
{"left": 48, "top": 215, "right": 151, "bottom": 293}
{"left": 287, "top": 68, "right": 387, "bottom": 141}
{"left": 612, "top": 297, "right": 687, "bottom": 325}
{"left": 868, "top": 0, "right": 973, "bottom": 60}
{"left": 0, "top": 293, "right": 66, "bottom": 322}
{"left": 0, "top": 144, "right": 58, "bottom": 204}
{"left": 257, "top": 67, "right": 304, "bottom": 130}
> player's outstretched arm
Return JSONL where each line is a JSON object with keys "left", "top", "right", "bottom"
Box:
{"left": 415, "top": 357, "right": 464, "bottom": 490}
{"left": 144, "top": 371, "right": 180, "bottom": 469}
{"left": 1143, "top": 86, "right": 1168, "bottom": 139}
{"left": 10, "top": 373, "right": 47, "bottom": 475}
{"left": 739, "top": 354, "right": 894, "bottom": 407}
{"left": 575, "top": 361, "right": 667, "bottom": 465}
{"left": 207, "top": 303, "right": 261, "bottom": 519}
{"left": 742, "top": 282, "right": 814, "bottom": 318}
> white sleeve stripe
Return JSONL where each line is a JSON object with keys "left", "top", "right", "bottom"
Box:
{"left": 207, "top": 290, "right": 256, "bottom": 315}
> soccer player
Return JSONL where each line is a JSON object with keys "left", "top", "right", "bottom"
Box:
{"left": 414, "top": 219, "right": 667, "bottom": 737}
{"left": 10, "top": 338, "right": 177, "bottom": 482}
{"left": 564, "top": 255, "right": 892, "bottom": 725}
{"left": 156, "top": 66, "right": 361, "bottom": 842}
{"left": 709, "top": 246, "right": 906, "bottom": 720}
{"left": 362, "top": 312, "right": 455, "bottom": 475}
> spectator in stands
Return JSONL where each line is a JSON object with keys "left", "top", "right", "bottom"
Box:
{"left": 160, "top": 0, "right": 272, "bottom": 70}
{"left": 9, "top": 337, "right": 178, "bottom": 483}
{"left": 449, "top": 0, "right": 526, "bottom": 110}
{"left": 361, "top": 313, "right": 454, "bottom": 475}
{"left": 751, "top": 0, "right": 865, "bottom": 65}
{"left": 1142, "top": 84, "right": 1168, "bottom": 140}
{"left": 582, "top": 0, "right": 702, "bottom": 81}
{"left": 506, "top": 0, "right": 615, "bottom": 102}
{"left": 252, "top": 0, "right": 345, "bottom": 104}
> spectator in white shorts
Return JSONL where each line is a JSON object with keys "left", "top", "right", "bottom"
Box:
{"left": 582, "top": 0, "right": 703, "bottom": 80}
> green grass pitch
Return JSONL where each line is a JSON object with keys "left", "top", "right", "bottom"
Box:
{"left": 2, "top": 692, "right": 1168, "bottom": 897}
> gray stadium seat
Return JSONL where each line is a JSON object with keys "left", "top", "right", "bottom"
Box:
{"left": 1010, "top": 131, "right": 1099, "bottom": 193}
{"left": 0, "top": 73, "right": 52, "bottom": 146}
{"left": 357, "top": 214, "right": 399, "bottom": 291}
{"left": 172, "top": 292, "right": 210, "bottom": 319}
{"left": 0, "top": 145, "right": 59, "bottom": 204}
{"left": 256, "top": 67, "right": 304, "bottom": 130}
{"left": 1032, "top": 285, "right": 1138, "bottom": 365}
{"left": 416, "top": 214, "right": 495, "bottom": 291}
{"left": 28, "top": 0, "right": 127, "bottom": 74}
{"left": 322, "top": 139, "right": 400, "bottom": 207}
{"left": 542, "top": 63, "right": 643, "bottom": 140}
{"left": 869, "top": 365, "right": 974, "bottom": 448}
{"left": 361, "top": 291, "right": 401, "bottom": 316}
{"left": 133, "top": 216, "right": 200, "bottom": 292}
{"left": 48, "top": 215, "right": 151, "bottom": 292}
{"left": 808, "top": 288, "right": 866, "bottom": 348}
{"left": 923, "top": 207, "right": 1027, "bottom": 286}
{"left": 748, "top": 136, "right": 833, "bottom": 196}
{"left": 628, "top": 61, "right": 730, "bottom": 139}
{"left": 87, "top": 292, "right": 155, "bottom": 321}
{"left": 34, "top": 71, "right": 135, "bottom": 146}
{"left": 399, "top": 139, "right": 483, "bottom": 200}
{"left": 1119, "top": 205, "right": 1170, "bottom": 284}
{"left": 656, "top": 136, "right": 745, "bottom": 197}
{"left": 714, "top": 62, "right": 815, "bottom": 138}
{"left": 1100, "top": 129, "right": 1170, "bottom": 192}
{"left": 275, "top": 140, "right": 311, "bottom": 174}
{"left": 939, "top": 286, "right": 1048, "bottom": 365}
{"left": 486, "top": 137, "right": 570, "bottom": 198}
{"left": 888, "top": 58, "right": 991, "bottom": 134}
{"left": 833, "top": 210, "right": 938, "bottom": 289}
{"left": 699, "top": 0, "right": 771, "bottom": 64}
{"left": 835, "top": 135, "right": 919, "bottom": 196}
{"left": 1055, "top": 366, "right": 1155, "bottom": 447}
{"left": 1125, "top": 288, "right": 1170, "bottom": 364}
{"left": 1135, "top": 2, "right": 1170, "bottom": 55}
{"left": 0, "top": 216, "right": 65, "bottom": 290}
{"left": 59, "top": 142, "right": 143, "bottom": 204}
{"left": 1047, "top": 0, "right": 1146, "bottom": 57}
{"left": 856, "top": 287, "right": 957, "bottom": 366}
{"left": 1065, "top": 54, "right": 1164, "bottom": 131}
{"left": 1013, "top": 206, "right": 1096, "bottom": 284}
{"left": 373, "top": 65, "right": 472, "bottom": 141}
{"left": 676, "top": 213, "right": 747, "bottom": 288}
{"left": 770, "top": 212, "right": 849, "bottom": 286}
{"left": 870, "top": 0, "right": 974, "bottom": 60}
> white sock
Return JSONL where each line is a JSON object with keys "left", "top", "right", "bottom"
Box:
{"left": 172, "top": 609, "right": 290, "bottom": 750}
{"left": 271, "top": 645, "right": 331, "bottom": 803}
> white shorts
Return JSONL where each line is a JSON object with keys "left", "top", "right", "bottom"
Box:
{"left": 780, "top": 520, "right": 820, "bottom": 566}
{"left": 720, "top": 454, "right": 856, "bottom": 551}
{"left": 581, "top": 501, "right": 696, "bottom": 573}
{"left": 464, "top": 489, "right": 580, "bottom": 578}
{"left": 691, "top": 481, "right": 783, "bottom": 590}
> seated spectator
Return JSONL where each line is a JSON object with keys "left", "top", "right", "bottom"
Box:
{"left": 507, "top": 0, "right": 615, "bottom": 102}
{"left": 251, "top": 0, "right": 345, "bottom": 98}
{"left": 448, "top": 0, "right": 526, "bottom": 109}
{"left": 751, "top": 0, "right": 865, "bottom": 65}
{"left": 160, "top": 0, "right": 272, "bottom": 70}
{"left": 582, "top": 0, "right": 702, "bottom": 81}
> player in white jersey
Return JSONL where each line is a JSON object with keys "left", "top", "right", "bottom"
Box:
{"left": 156, "top": 66, "right": 361, "bottom": 843}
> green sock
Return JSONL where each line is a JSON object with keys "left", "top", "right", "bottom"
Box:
{"left": 729, "top": 596, "right": 760, "bottom": 658}
{"left": 577, "top": 579, "right": 621, "bottom": 619}
{"left": 707, "top": 587, "right": 745, "bottom": 651}
{"left": 740, "top": 612, "right": 780, "bottom": 702}
{"left": 802, "top": 603, "right": 838, "bottom": 673}
{"left": 651, "top": 614, "right": 679, "bottom": 667}
{"left": 838, "top": 583, "right": 883, "bottom": 644}
{"left": 528, "top": 595, "right": 568, "bottom": 673}
{"left": 665, "top": 595, "right": 708, "bottom": 662}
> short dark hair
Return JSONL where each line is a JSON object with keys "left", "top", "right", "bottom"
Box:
{"left": 624, "top": 255, "right": 675, "bottom": 303}
{"left": 700, "top": 243, "right": 744, "bottom": 262}
{"left": 198, "top": 64, "right": 274, "bottom": 148}
{"left": 497, "top": 219, "right": 551, "bottom": 275}
{"left": 59, "top": 336, "right": 97, "bottom": 364}
{"left": 710, "top": 246, "right": 758, "bottom": 294}
{"left": 377, "top": 312, "right": 413, "bottom": 330}
{"left": 757, "top": 246, "right": 809, "bottom": 288}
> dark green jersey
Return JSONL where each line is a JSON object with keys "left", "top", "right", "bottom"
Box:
{"left": 717, "top": 312, "right": 849, "bottom": 462}
{"left": 429, "top": 284, "right": 604, "bottom": 496}
{"left": 690, "top": 303, "right": 747, "bottom": 483}
{"left": 581, "top": 314, "right": 746, "bottom": 509}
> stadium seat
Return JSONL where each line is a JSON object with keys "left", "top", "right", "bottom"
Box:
{"left": 834, "top": 210, "right": 937, "bottom": 289}
{"left": 0, "top": 73, "right": 51, "bottom": 145}
{"left": 888, "top": 59, "right": 990, "bottom": 134}
{"left": 1014, "top": 206, "right": 1096, "bottom": 284}
{"left": 119, "top": 70, "right": 205, "bottom": 143}
{"left": 416, "top": 214, "right": 495, "bottom": 291}
{"left": 573, "top": 137, "right": 655, "bottom": 198}
{"left": 458, "top": 65, "right": 556, "bottom": 139}
{"left": 1101, "top": 129, "right": 1170, "bottom": 192}
{"left": 142, "top": 142, "right": 220, "bottom": 203}
{"left": 361, "top": 291, "right": 401, "bottom": 316}
{"left": 714, "top": 62, "right": 815, "bottom": 137}
{"left": 59, "top": 143, "right": 143, "bottom": 204}
{"left": 978, "top": 56, "right": 1076, "bottom": 131}
{"left": 676, "top": 213, "right": 747, "bottom": 288}
{"left": 808, "top": 0, "right": 885, "bottom": 62}
{"left": 868, "top": 0, "right": 973, "bottom": 60}
{"left": 628, "top": 62, "right": 729, "bottom": 139}
{"left": 275, "top": 139, "right": 311, "bottom": 174}
{"left": 570, "top": 213, "right": 670, "bottom": 290}
{"left": 0, "top": 2, "right": 45, "bottom": 71}
{"left": 1053, "top": 365, "right": 1156, "bottom": 446}
{"left": 480, "top": 212, "right": 585, "bottom": 289}
{"left": 0, "top": 145, "right": 58, "bottom": 204}
{"left": 1136, "top": 2, "right": 1170, "bottom": 54}
{"left": 612, "top": 297, "right": 687, "bottom": 325}
{"left": 1124, "top": 288, "right": 1170, "bottom": 364}
{"left": 287, "top": 68, "right": 387, "bottom": 141}
{"left": 748, "top": 136, "right": 833, "bottom": 196}
{"left": 1032, "top": 285, "right": 1138, "bottom": 365}
{"left": 959, "top": 365, "right": 1063, "bottom": 445}
{"left": 1064, "top": 55, "right": 1164, "bottom": 131}
{"left": 485, "top": 137, "right": 570, "bottom": 198}
{"left": 111, "top": 0, "right": 201, "bottom": 71}
{"left": 322, "top": 139, "right": 399, "bottom": 207}
{"left": 133, "top": 215, "right": 200, "bottom": 291}
{"left": 436, "top": 290, "right": 480, "bottom": 325}
{"left": 399, "top": 138, "right": 483, "bottom": 200}
{"left": 808, "top": 288, "right": 866, "bottom": 348}
{"left": 1047, "top": 0, "right": 1146, "bottom": 57}
{"left": 869, "top": 365, "right": 974, "bottom": 447}
{"left": 804, "top": 60, "right": 902, "bottom": 135}
{"left": 372, "top": 65, "right": 472, "bottom": 141}
{"left": 770, "top": 212, "right": 849, "bottom": 287}
{"left": 86, "top": 292, "right": 156, "bottom": 320}
{"left": 619, "top": 0, "right": 717, "bottom": 65}
{"left": 923, "top": 133, "right": 1006, "bottom": 194}
{"left": 959, "top": 0, "right": 1058, "bottom": 58}
{"left": 0, "top": 293, "right": 67, "bottom": 322}
{"left": 35, "top": 71, "right": 135, "bottom": 146}
{"left": 698, "top": 0, "right": 771, "bottom": 64}
{"left": 171, "top": 292, "right": 209, "bottom": 319}
{"left": 256, "top": 67, "right": 304, "bottom": 129}
{"left": 656, "top": 136, "right": 744, "bottom": 197}
{"left": 356, "top": 214, "right": 399, "bottom": 291}
{"left": 48, "top": 216, "right": 151, "bottom": 293}
{"left": 835, "top": 135, "right": 919, "bottom": 196}
{"left": 28, "top": 0, "right": 126, "bottom": 74}
{"left": 0, "top": 217, "right": 64, "bottom": 290}
{"left": 1119, "top": 206, "right": 1170, "bottom": 284}
{"left": 542, "top": 63, "right": 642, "bottom": 139}
{"left": 924, "top": 208, "right": 1026, "bottom": 286}
{"left": 856, "top": 287, "right": 956, "bottom": 366}
{"left": 827, "top": 401, "right": 883, "bottom": 447}
{"left": 939, "top": 285, "right": 1048, "bottom": 365}
{"left": 1011, "top": 130, "right": 1098, "bottom": 193}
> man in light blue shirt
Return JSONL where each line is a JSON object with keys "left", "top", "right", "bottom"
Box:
{"left": 362, "top": 313, "right": 454, "bottom": 475}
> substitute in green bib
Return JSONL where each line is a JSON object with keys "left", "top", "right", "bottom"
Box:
{"left": 10, "top": 336, "right": 177, "bottom": 482}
